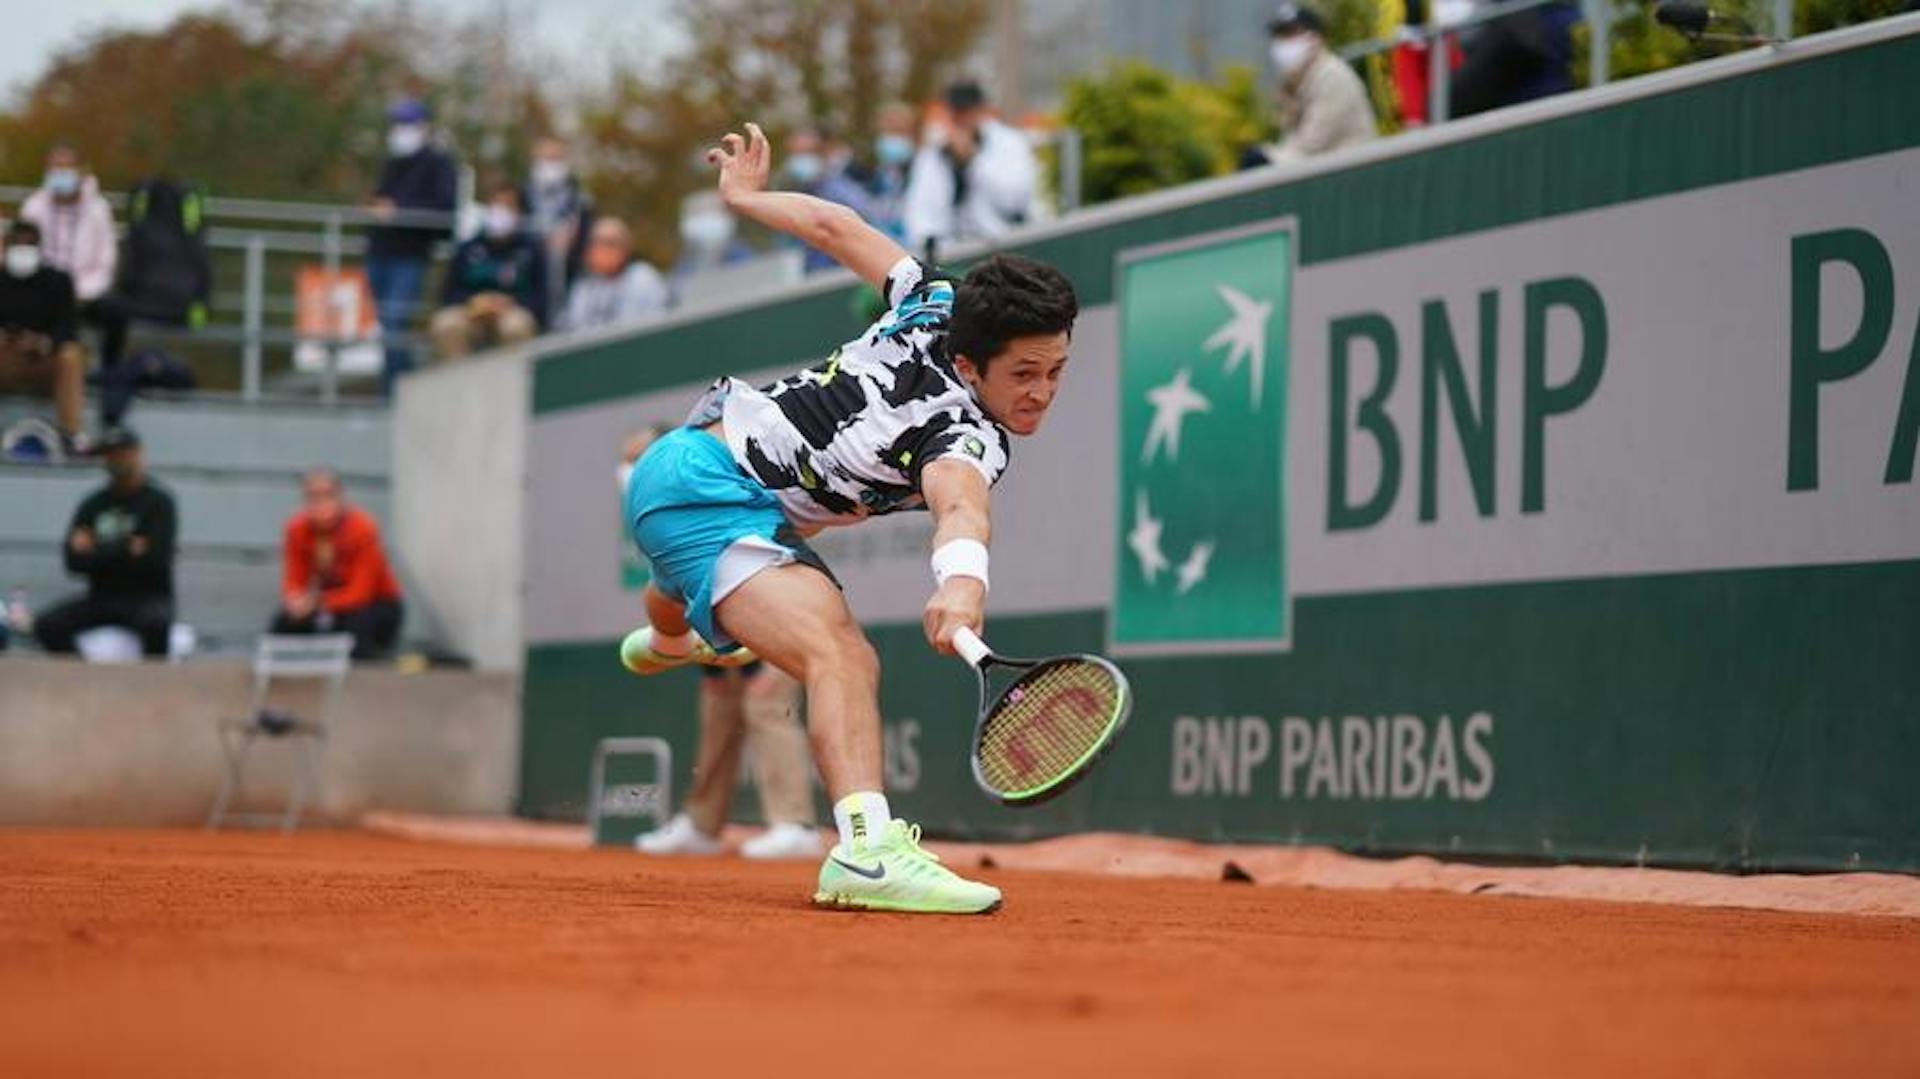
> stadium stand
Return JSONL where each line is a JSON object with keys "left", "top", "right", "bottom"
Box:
{"left": 0, "top": 394, "right": 390, "bottom": 656}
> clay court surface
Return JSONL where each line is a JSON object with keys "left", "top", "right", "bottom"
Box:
{"left": 4, "top": 829, "right": 1917, "bottom": 1078}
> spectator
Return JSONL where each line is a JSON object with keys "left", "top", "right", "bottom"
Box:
{"left": 1265, "top": 3, "right": 1379, "bottom": 164}
{"left": 615, "top": 428, "right": 821, "bottom": 861}
{"left": 0, "top": 220, "right": 87, "bottom": 452}
{"left": 557, "top": 218, "right": 669, "bottom": 333}
{"left": 670, "top": 190, "right": 756, "bottom": 294}
{"left": 1449, "top": 1, "right": 1581, "bottom": 118}
{"left": 856, "top": 102, "right": 919, "bottom": 240}
{"left": 19, "top": 144, "right": 123, "bottom": 375}
{"left": 521, "top": 135, "right": 594, "bottom": 324}
{"left": 779, "top": 127, "right": 876, "bottom": 273}
{"left": 272, "top": 467, "right": 403, "bottom": 659}
{"left": 35, "top": 426, "right": 176, "bottom": 657}
{"left": 903, "top": 80, "right": 1038, "bottom": 255}
{"left": 92, "top": 178, "right": 211, "bottom": 435}
{"left": 429, "top": 184, "right": 546, "bottom": 359}
{"left": 366, "top": 99, "right": 458, "bottom": 395}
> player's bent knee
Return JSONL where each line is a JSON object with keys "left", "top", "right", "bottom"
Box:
{"left": 801, "top": 629, "right": 878, "bottom": 685}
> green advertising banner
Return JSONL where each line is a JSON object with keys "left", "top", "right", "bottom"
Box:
{"left": 1112, "top": 223, "right": 1293, "bottom": 654}
{"left": 517, "top": 25, "right": 1920, "bottom": 873}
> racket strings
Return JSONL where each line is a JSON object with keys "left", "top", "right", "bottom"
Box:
{"left": 978, "top": 661, "right": 1120, "bottom": 793}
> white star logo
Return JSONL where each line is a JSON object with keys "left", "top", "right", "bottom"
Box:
{"left": 1175, "top": 540, "right": 1215, "bottom": 595}
{"left": 1126, "top": 489, "right": 1169, "bottom": 585}
{"left": 1140, "top": 367, "right": 1211, "bottom": 464}
{"left": 1202, "top": 285, "right": 1273, "bottom": 408}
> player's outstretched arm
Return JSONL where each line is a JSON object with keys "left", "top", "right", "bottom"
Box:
{"left": 920, "top": 459, "right": 991, "bottom": 656}
{"left": 708, "top": 121, "right": 908, "bottom": 292}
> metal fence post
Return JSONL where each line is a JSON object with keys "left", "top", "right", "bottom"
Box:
{"left": 1057, "top": 127, "right": 1083, "bottom": 215}
{"left": 322, "top": 210, "right": 343, "bottom": 405}
{"left": 1428, "top": 29, "right": 1451, "bottom": 126}
{"left": 1586, "top": 0, "right": 1611, "bottom": 87}
{"left": 242, "top": 233, "right": 265, "bottom": 401}
{"left": 1773, "top": 0, "right": 1792, "bottom": 41}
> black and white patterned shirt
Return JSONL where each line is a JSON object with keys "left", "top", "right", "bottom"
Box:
{"left": 709, "top": 256, "right": 1011, "bottom": 530}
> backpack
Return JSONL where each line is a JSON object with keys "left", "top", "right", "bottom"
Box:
{"left": 114, "top": 178, "right": 211, "bottom": 327}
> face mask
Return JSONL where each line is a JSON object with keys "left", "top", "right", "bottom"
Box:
{"left": 875, "top": 134, "right": 915, "bottom": 167}
{"left": 785, "top": 153, "right": 824, "bottom": 186}
{"left": 387, "top": 124, "right": 427, "bottom": 156}
{"left": 484, "top": 206, "right": 519, "bottom": 239}
{"left": 1271, "top": 36, "right": 1315, "bottom": 74}
{"left": 680, "top": 212, "right": 734, "bottom": 251}
{"left": 615, "top": 461, "right": 635, "bottom": 496}
{"left": 4, "top": 245, "right": 41, "bottom": 278}
{"left": 532, "top": 159, "right": 570, "bottom": 188}
{"left": 46, "top": 168, "right": 80, "bottom": 197}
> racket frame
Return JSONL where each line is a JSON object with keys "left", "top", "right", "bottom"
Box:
{"left": 952, "top": 627, "right": 1133, "bottom": 807}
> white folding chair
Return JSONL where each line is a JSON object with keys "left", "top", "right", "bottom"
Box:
{"left": 206, "top": 634, "right": 354, "bottom": 832}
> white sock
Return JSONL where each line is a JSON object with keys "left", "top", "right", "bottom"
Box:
{"left": 832, "top": 791, "right": 892, "bottom": 850}
{"left": 651, "top": 629, "right": 694, "bottom": 657}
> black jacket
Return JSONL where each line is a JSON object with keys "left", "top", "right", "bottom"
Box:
{"left": 65, "top": 479, "right": 177, "bottom": 601}
{"left": 369, "top": 148, "right": 459, "bottom": 260}
{"left": 440, "top": 234, "right": 549, "bottom": 328}
{"left": 0, "top": 265, "right": 77, "bottom": 345}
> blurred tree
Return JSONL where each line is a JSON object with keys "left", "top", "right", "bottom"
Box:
{"left": 1058, "top": 62, "right": 1271, "bottom": 207}
{"left": 0, "top": 10, "right": 399, "bottom": 199}
{"left": 575, "top": 0, "right": 991, "bottom": 270}
{"left": 0, "top": 0, "right": 555, "bottom": 202}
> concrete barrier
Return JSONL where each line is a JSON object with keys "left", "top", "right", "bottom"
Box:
{"left": 392, "top": 350, "right": 529, "bottom": 673}
{"left": 0, "top": 656, "right": 518, "bottom": 826}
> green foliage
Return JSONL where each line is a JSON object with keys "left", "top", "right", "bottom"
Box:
{"left": 1316, "top": 0, "right": 1387, "bottom": 49}
{"left": 1574, "top": 0, "right": 1909, "bottom": 87}
{"left": 1060, "top": 62, "right": 1272, "bottom": 208}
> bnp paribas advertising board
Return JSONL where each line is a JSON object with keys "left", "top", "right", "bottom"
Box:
{"left": 523, "top": 30, "right": 1920, "bottom": 871}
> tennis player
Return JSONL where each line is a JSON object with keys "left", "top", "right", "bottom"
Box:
{"left": 620, "top": 122, "right": 1077, "bottom": 914}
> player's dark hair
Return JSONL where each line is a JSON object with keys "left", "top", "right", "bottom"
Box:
{"left": 5, "top": 219, "right": 41, "bottom": 245}
{"left": 949, "top": 254, "right": 1078, "bottom": 370}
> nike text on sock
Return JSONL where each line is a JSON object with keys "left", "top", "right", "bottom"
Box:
{"left": 832, "top": 791, "right": 892, "bottom": 850}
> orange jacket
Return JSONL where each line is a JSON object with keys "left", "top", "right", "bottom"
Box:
{"left": 281, "top": 505, "right": 402, "bottom": 613}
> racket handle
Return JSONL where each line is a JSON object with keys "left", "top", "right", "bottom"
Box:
{"left": 951, "top": 626, "right": 991, "bottom": 667}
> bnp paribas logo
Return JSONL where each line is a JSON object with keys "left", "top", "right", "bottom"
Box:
{"left": 1111, "top": 222, "right": 1293, "bottom": 656}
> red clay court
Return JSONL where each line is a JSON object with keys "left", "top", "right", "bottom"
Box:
{"left": 5, "top": 828, "right": 1917, "bottom": 1078}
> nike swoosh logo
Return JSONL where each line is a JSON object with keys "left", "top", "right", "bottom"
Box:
{"left": 831, "top": 857, "right": 886, "bottom": 881}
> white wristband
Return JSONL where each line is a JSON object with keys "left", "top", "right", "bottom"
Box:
{"left": 931, "top": 538, "right": 989, "bottom": 593}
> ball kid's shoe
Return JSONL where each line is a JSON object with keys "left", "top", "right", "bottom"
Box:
{"left": 740, "top": 821, "right": 824, "bottom": 861}
{"left": 813, "top": 820, "right": 1001, "bottom": 914}
{"left": 635, "top": 813, "right": 725, "bottom": 855}
{"left": 619, "top": 625, "right": 758, "bottom": 675}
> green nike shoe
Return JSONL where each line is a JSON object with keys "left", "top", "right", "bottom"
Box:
{"left": 813, "top": 820, "right": 1002, "bottom": 914}
{"left": 618, "top": 625, "right": 758, "bottom": 675}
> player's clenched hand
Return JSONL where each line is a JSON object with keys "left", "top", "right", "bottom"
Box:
{"left": 923, "top": 576, "right": 985, "bottom": 656}
{"left": 707, "top": 122, "right": 771, "bottom": 207}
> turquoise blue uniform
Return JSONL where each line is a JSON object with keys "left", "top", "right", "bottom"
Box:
{"left": 624, "top": 425, "right": 829, "bottom": 652}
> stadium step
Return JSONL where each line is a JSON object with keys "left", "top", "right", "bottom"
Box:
{"left": 1, "top": 395, "right": 392, "bottom": 656}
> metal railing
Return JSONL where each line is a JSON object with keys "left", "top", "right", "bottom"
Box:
{"left": 0, "top": 185, "right": 463, "bottom": 404}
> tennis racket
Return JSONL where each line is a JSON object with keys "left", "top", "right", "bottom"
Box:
{"left": 951, "top": 626, "right": 1132, "bottom": 807}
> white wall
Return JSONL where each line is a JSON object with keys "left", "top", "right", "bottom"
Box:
{"left": 0, "top": 656, "right": 518, "bottom": 826}
{"left": 393, "top": 351, "right": 530, "bottom": 671}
